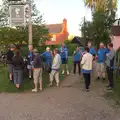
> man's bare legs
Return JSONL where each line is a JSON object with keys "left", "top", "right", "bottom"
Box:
{"left": 62, "top": 64, "right": 69, "bottom": 75}
{"left": 9, "top": 73, "right": 13, "bottom": 81}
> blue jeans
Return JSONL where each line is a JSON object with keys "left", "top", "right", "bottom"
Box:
{"left": 13, "top": 69, "right": 23, "bottom": 85}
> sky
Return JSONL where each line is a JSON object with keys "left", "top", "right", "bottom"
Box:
{"left": 35, "top": 0, "right": 120, "bottom": 36}
{"left": 0, "top": 0, "right": 120, "bottom": 36}
{"left": 35, "top": 0, "right": 92, "bottom": 36}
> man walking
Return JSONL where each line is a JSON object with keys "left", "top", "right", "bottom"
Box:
{"left": 81, "top": 47, "right": 93, "bottom": 92}
{"left": 106, "top": 43, "right": 115, "bottom": 90}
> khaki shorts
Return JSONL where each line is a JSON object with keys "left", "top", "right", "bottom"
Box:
{"left": 96, "top": 63, "right": 105, "bottom": 73}
{"left": 33, "top": 68, "right": 42, "bottom": 83}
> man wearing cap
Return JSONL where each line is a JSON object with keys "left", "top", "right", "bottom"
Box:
{"left": 59, "top": 44, "right": 69, "bottom": 75}
{"left": 6, "top": 44, "right": 16, "bottom": 81}
{"left": 96, "top": 42, "right": 108, "bottom": 80}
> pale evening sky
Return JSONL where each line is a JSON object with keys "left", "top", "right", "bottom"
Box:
{"left": 35, "top": 0, "right": 120, "bottom": 36}
{"left": 0, "top": 0, "right": 120, "bottom": 36}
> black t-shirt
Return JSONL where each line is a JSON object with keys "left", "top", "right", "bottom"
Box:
{"left": 7, "top": 50, "right": 14, "bottom": 64}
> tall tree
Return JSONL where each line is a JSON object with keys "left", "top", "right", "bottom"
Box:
{"left": 81, "top": 0, "right": 116, "bottom": 47}
{"left": 0, "top": 0, "right": 49, "bottom": 46}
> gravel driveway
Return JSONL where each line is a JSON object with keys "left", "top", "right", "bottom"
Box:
{"left": 0, "top": 74, "right": 119, "bottom": 120}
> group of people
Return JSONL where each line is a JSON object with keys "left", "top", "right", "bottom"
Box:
{"left": 73, "top": 41, "right": 115, "bottom": 91}
{"left": 6, "top": 41, "right": 115, "bottom": 92}
{"left": 6, "top": 44, "right": 70, "bottom": 92}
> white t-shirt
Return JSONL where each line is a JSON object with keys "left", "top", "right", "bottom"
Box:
{"left": 81, "top": 52, "right": 93, "bottom": 70}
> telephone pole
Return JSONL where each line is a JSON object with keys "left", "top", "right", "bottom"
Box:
{"left": 28, "top": 0, "right": 32, "bottom": 46}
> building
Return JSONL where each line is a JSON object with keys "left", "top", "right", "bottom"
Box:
{"left": 45, "top": 19, "right": 68, "bottom": 45}
{"left": 111, "top": 19, "right": 120, "bottom": 50}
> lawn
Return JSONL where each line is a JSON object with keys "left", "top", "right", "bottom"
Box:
{"left": 0, "top": 58, "right": 73, "bottom": 93}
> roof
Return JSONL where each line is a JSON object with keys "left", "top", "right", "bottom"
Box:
{"left": 112, "top": 36, "right": 120, "bottom": 50}
{"left": 111, "top": 26, "right": 120, "bottom": 36}
{"left": 46, "top": 24, "right": 63, "bottom": 34}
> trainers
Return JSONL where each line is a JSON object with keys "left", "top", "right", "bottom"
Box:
{"left": 67, "top": 71, "right": 70, "bottom": 75}
{"left": 39, "top": 88, "right": 42, "bottom": 91}
{"left": 86, "top": 89, "right": 89, "bottom": 92}
{"left": 62, "top": 70, "right": 65, "bottom": 74}
{"left": 48, "top": 82, "right": 53, "bottom": 87}
{"left": 102, "top": 78, "right": 105, "bottom": 81}
{"left": 56, "top": 82, "right": 59, "bottom": 87}
{"left": 106, "top": 87, "right": 113, "bottom": 90}
{"left": 32, "top": 89, "right": 38, "bottom": 92}
{"left": 97, "top": 77, "right": 100, "bottom": 80}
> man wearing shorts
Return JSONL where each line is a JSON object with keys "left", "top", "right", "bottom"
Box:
{"left": 96, "top": 42, "right": 108, "bottom": 80}
{"left": 7, "top": 44, "right": 15, "bottom": 81}
{"left": 59, "top": 44, "right": 69, "bottom": 75}
{"left": 32, "top": 49, "right": 43, "bottom": 92}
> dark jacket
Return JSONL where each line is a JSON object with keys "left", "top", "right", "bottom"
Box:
{"left": 7, "top": 50, "right": 14, "bottom": 64}
{"left": 12, "top": 56, "right": 24, "bottom": 70}
{"left": 33, "top": 54, "right": 42, "bottom": 68}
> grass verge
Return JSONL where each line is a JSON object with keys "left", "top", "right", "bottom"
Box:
{"left": 0, "top": 59, "right": 72, "bottom": 93}
{"left": 104, "top": 76, "right": 120, "bottom": 107}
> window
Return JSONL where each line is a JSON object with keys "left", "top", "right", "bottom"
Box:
{"left": 51, "top": 35, "right": 56, "bottom": 41}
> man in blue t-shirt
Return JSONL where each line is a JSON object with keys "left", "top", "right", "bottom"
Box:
{"left": 88, "top": 41, "right": 96, "bottom": 59}
{"left": 73, "top": 47, "right": 82, "bottom": 75}
{"left": 59, "top": 44, "right": 69, "bottom": 75}
{"left": 96, "top": 42, "right": 108, "bottom": 80}
{"left": 42, "top": 47, "right": 52, "bottom": 73}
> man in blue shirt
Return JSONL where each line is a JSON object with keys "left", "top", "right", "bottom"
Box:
{"left": 42, "top": 47, "right": 52, "bottom": 73}
{"left": 59, "top": 44, "right": 69, "bottom": 75}
{"left": 96, "top": 42, "right": 108, "bottom": 80}
{"left": 73, "top": 47, "right": 82, "bottom": 75}
{"left": 88, "top": 41, "right": 96, "bottom": 58}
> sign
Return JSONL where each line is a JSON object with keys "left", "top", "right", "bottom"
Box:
{"left": 9, "top": 5, "right": 25, "bottom": 26}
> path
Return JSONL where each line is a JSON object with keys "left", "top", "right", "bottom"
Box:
{"left": 0, "top": 74, "right": 119, "bottom": 120}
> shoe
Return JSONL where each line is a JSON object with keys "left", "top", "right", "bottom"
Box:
{"left": 67, "top": 71, "right": 70, "bottom": 75}
{"left": 97, "top": 77, "right": 100, "bottom": 80}
{"left": 48, "top": 82, "right": 53, "bottom": 87}
{"left": 56, "top": 83, "right": 59, "bottom": 87}
{"left": 86, "top": 89, "right": 89, "bottom": 92}
{"left": 29, "top": 76, "right": 32, "bottom": 79}
{"left": 62, "top": 70, "right": 65, "bottom": 74}
{"left": 39, "top": 88, "right": 42, "bottom": 91}
{"left": 32, "top": 89, "right": 38, "bottom": 92}
{"left": 106, "top": 87, "right": 113, "bottom": 90}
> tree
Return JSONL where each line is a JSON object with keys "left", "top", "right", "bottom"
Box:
{"left": 0, "top": 0, "right": 49, "bottom": 46}
{"left": 81, "top": 0, "right": 116, "bottom": 47}
{"left": 81, "top": 21, "right": 94, "bottom": 43}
